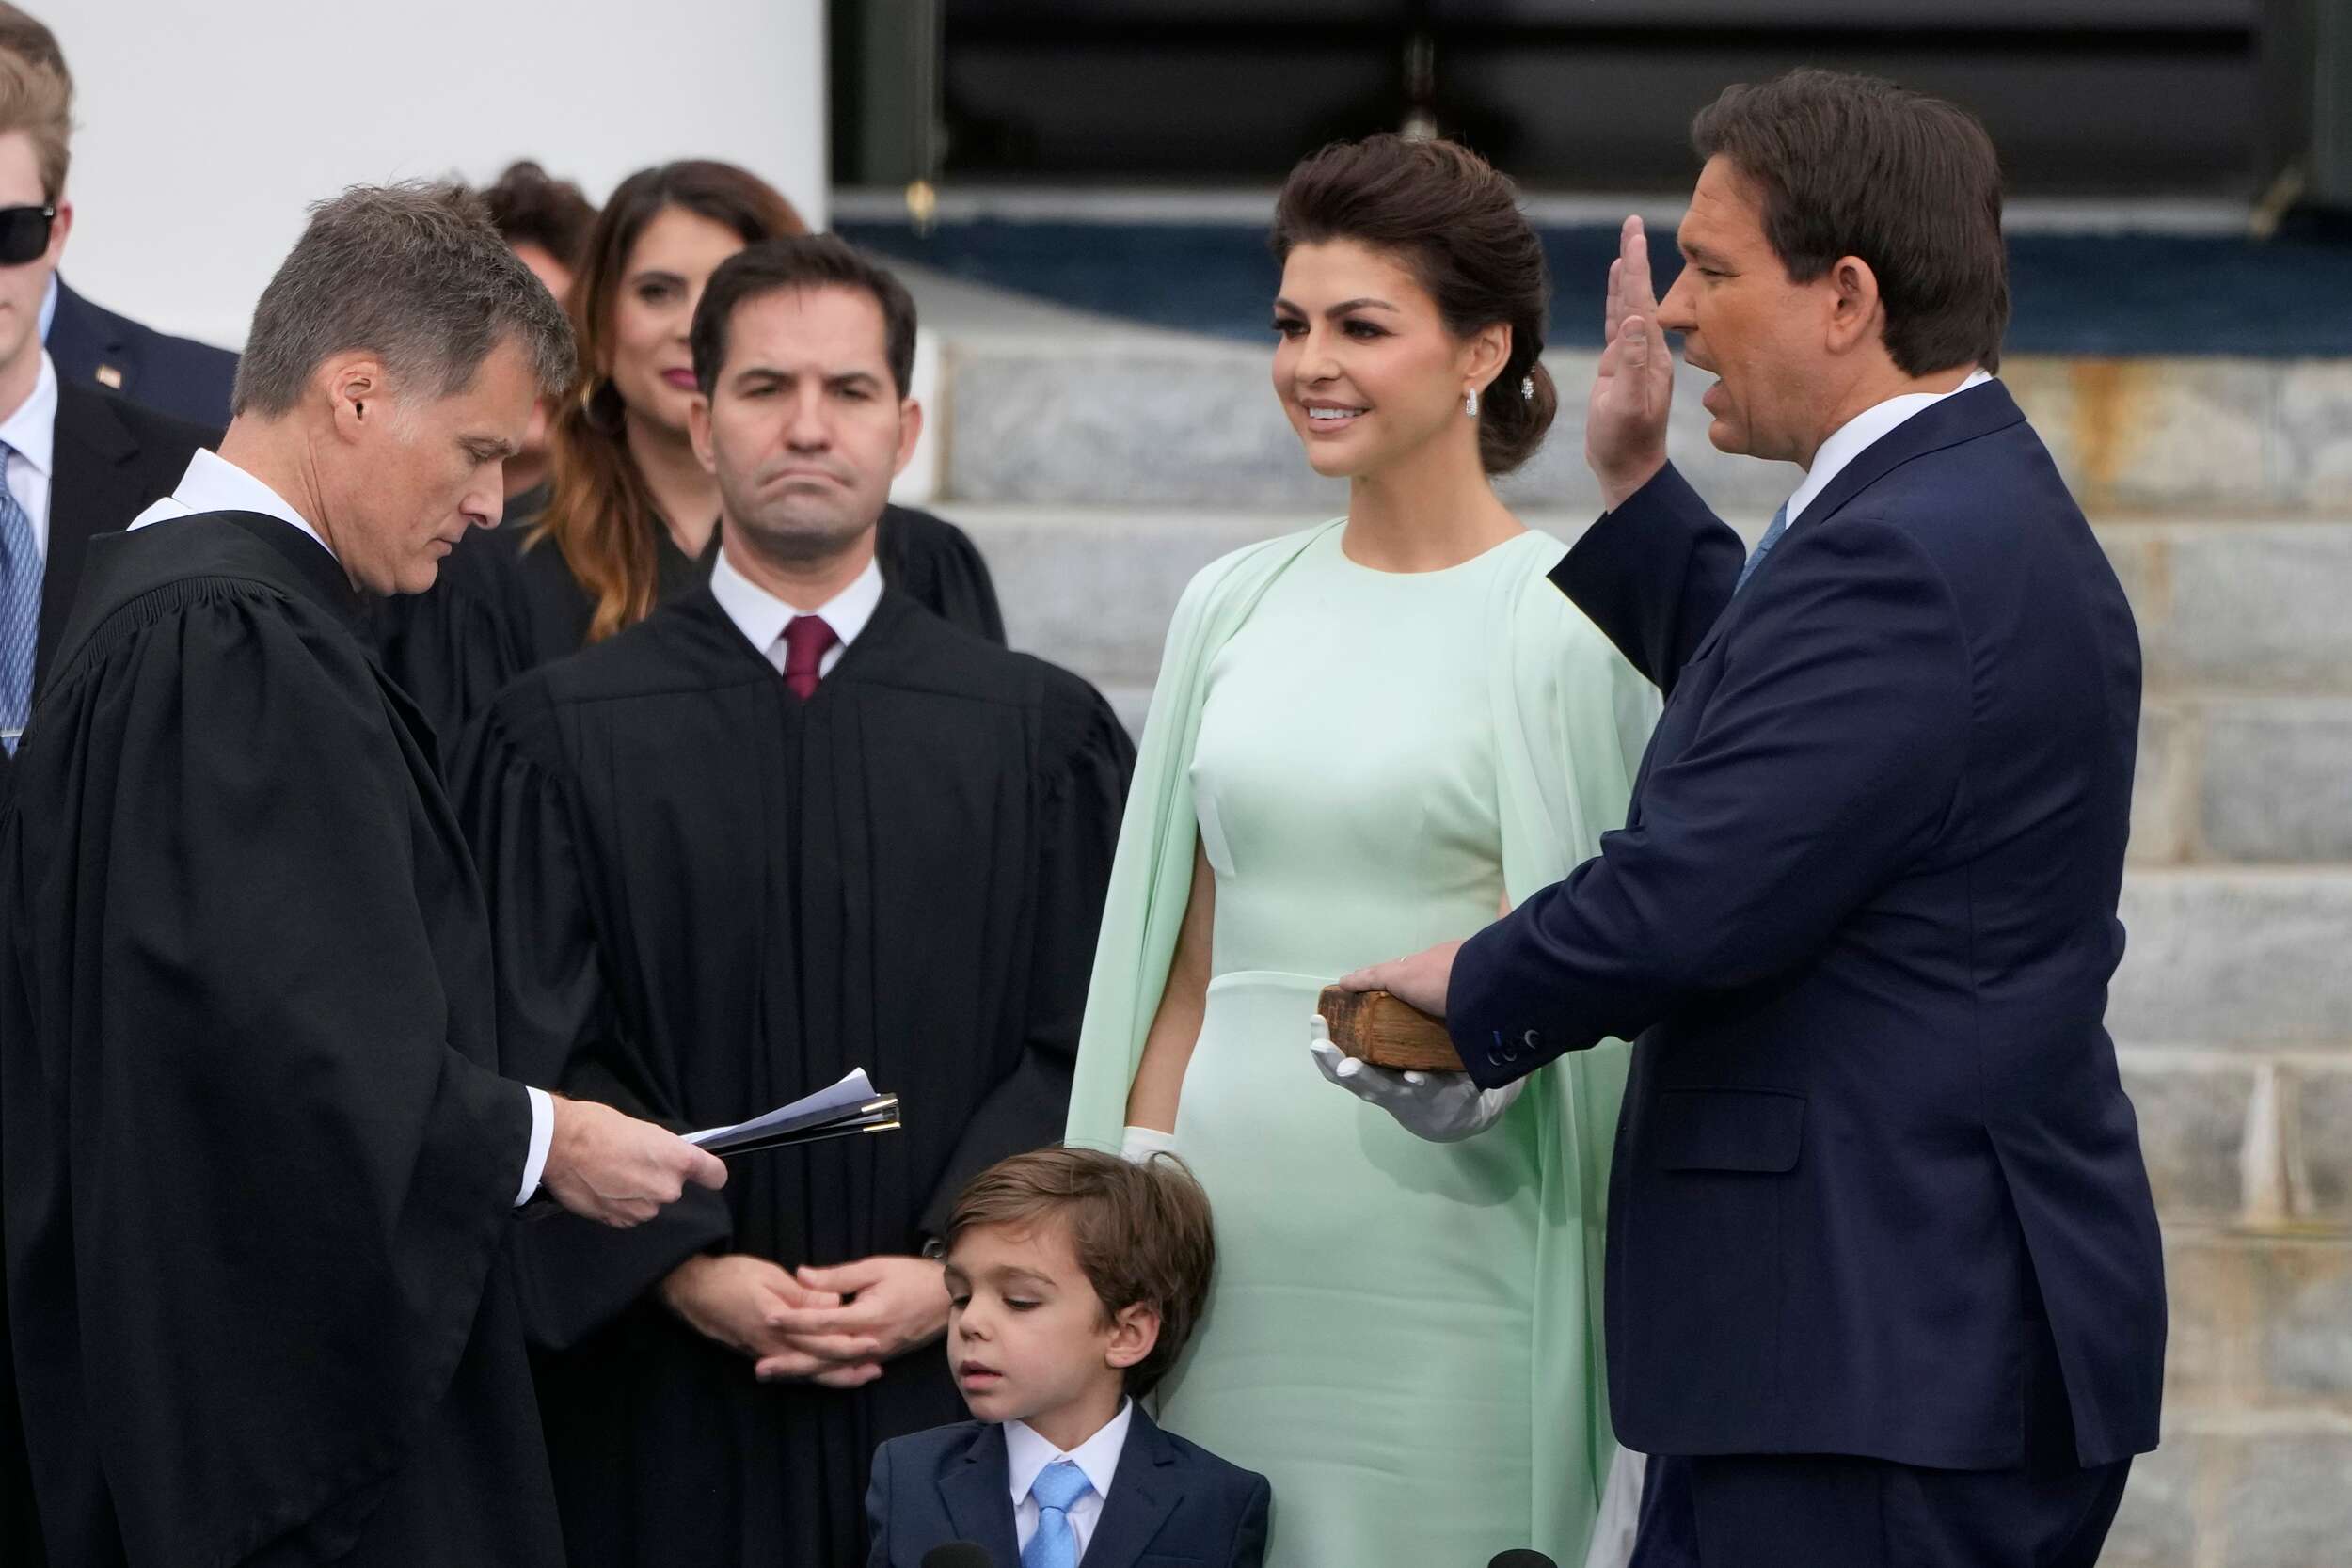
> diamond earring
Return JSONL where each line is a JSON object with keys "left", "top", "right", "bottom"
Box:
{"left": 1465, "top": 388, "right": 1481, "bottom": 418}
{"left": 1522, "top": 375, "right": 1536, "bottom": 400}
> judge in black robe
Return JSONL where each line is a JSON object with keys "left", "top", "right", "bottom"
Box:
{"left": 0, "top": 511, "right": 567, "bottom": 1567}
{"left": 1, "top": 184, "right": 726, "bottom": 1567}
{"left": 450, "top": 232, "right": 1130, "bottom": 1567}
{"left": 456, "top": 578, "right": 1130, "bottom": 1566}
{"left": 373, "top": 494, "right": 1004, "bottom": 751}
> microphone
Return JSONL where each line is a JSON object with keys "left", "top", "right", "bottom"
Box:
{"left": 921, "top": 1544, "right": 998, "bottom": 1568}
{"left": 1488, "top": 1554, "right": 1558, "bottom": 1568}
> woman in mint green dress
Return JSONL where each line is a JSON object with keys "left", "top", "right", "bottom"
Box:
{"left": 1065, "top": 135, "right": 1656, "bottom": 1566}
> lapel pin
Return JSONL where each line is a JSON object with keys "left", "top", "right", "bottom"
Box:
{"left": 96, "top": 364, "right": 123, "bottom": 389}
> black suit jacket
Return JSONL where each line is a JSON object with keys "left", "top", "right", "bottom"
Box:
{"left": 1451, "top": 383, "right": 2165, "bottom": 1473}
{"left": 45, "top": 278, "right": 238, "bottom": 431}
{"left": 40, "top": 381, "right": 217, "bottom": 693}
{"left": 866, "top": 1406, "right": 1270, "bottom": 1568}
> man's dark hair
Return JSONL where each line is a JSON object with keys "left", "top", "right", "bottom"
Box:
{"left": 690, "top": 234, "right": 917, "bottom": 399}
{"left": 1692, "top": 69, "right": 2010, "bottom": 374}
{"left": 479, "top": 160, "right": 598, "bottom": 274}
{"left": 234, "top": 182, "right": 577, "bottom": 418}
{"left": 945, "top": 1147, "right": 1216, "bottom": 1399}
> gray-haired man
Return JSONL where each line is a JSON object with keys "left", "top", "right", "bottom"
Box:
{"left": 0, "top": 182, "right": 725, "bottom": 1568}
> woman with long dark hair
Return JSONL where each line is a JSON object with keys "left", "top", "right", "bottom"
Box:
{"left": 1066, "top": 135, "right": 1653, "bottom": 1566}
{"left": 378, "top": 161, "right": 1001, "bottom": 743}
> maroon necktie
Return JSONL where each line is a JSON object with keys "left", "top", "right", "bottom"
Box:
{"left": 780, "top": 615, "right": 837, "bottom": 701}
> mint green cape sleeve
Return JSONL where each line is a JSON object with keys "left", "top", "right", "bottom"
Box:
{"left": 1063, "top": 524, "right": 1342, "bottom": 1151}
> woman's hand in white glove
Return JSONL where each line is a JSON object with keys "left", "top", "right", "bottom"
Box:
{"left": 1308, "top": 1015, "right": 1523, "bottom": 1143}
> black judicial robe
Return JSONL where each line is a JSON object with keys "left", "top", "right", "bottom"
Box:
{"left": 0, "top": 512, "right": 564, "bottom": 1567}
{"left": 453, "top": 586, "right": 1131, "bottom": 1567}
{"left": 376, "top": 501, "right": 1006, "bottom": 752}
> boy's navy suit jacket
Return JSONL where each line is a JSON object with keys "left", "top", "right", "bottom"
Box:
{"left": 866, "top": 1404, "right": 1270, "bottom": 1567}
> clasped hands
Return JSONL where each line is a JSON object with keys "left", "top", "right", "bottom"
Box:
{"left": 660, "top": 1252, "right": 948, "bottom": 1388}
{"left": 1308, "top": 939, "right": 1524, "bottom": 1144}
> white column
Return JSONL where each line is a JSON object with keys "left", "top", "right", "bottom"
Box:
{"left": 51, "top": 0, "right": 829, "bottom": 349}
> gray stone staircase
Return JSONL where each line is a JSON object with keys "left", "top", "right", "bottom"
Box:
{"left": 920, "top": 311, "right": 2352, "bottom": 1565}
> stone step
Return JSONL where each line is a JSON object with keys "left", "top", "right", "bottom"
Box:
{"left": 2121, "top": 1050, "right": 2349, "bottom": 1230}
{"left": 2107, "top": 1228, "right": 2352, "bottom": 1568}
{"left": 938, "top": 337, "right": 2352, "bottom": 516}
{"left": 2105, "top": 521, "right": 2352, "bottom": 698}
{"left": 2112, "top": 871, "right": 2352, "bottom": 1053}
{"left": 966, "top": 509, "right": 2352, "bottom": 866}
{"left": 968, "top": 507, "right": 2352, "bottom": 692}
{"left": 2135, "top": 698, "right": 2352, "bottom": 865}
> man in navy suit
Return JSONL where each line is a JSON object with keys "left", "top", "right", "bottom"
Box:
{"left": 0, "top": 3, "right": 238, "bottom": 428}
{"left": 43, "top": 276, "right": 236, "bottom": 430}
{"left": 1331, "top": 70, "right": 2164, "bottom": 1568}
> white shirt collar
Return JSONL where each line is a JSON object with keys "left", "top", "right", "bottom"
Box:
{"left": 708, "top": 539, "right": 883, "bottom": 664}
{"left": 0, "top": 352, "right": 57, "bottom": 478}
{"left": 1006, "top": 1399, "right": 1133, "bottom": 1513}
{"left": 1784, "top": 368, "right": 1994, "bottom": 526}
{"left": 129, "top": 448, "right": 335, "bottom": 559}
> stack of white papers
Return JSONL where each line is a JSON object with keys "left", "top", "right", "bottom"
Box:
{"left": 685, "top": 1069, "right": 901, "bottom": 1157}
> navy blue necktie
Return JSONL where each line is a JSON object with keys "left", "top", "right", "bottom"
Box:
{"left": 0, "top": 443, "right": 39, "bottom": 754}
{"left": 1734, "top": 502, "right": 1790, "bottom": 595}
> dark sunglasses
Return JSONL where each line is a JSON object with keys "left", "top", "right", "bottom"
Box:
{"left": 0, "top": 204, "right": 56, "bottom": 267}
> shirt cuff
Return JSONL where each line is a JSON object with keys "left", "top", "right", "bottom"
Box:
{"left": 516, "top": 1086, "right": 555, "bottom": 1205}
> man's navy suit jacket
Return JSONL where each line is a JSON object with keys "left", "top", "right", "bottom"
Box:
{"left": 46, "top": 278, "right": 238, "bottom": 431}
{"left": 866, "top": 1405, "right": 1271, "bottom": 1568}
{"left": 1450, "top": 381, "right": 2166, "bottom": 1472}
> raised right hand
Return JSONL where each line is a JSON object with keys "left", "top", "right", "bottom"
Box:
{"left": 542, "top": 1095, "right": 727, "bottom": 1228}
{"left": 1587, "top": 214, "right": 1677, "bottom": 511}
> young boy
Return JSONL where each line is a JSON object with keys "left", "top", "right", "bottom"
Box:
{"left": 866, "top": 1148, "right": 1271, "bottom": 1567}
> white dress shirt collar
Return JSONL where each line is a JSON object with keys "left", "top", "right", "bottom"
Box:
{"left": 1007, "top": 1399, "right": 1133, "bottom": 1560}
{"left": 708, "top": 540, "right": 883, "bottom": 677}
{"left": 0, "top": 350, "right": 57, "bottom": 480}
{"left": 129, "top": 449, "right": 333, "bottom": 558}
{"left": 1784, "top": 368, "right": 1994, "bottom": 526}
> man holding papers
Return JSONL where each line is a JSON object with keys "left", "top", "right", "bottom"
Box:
{"left": 453, "top": 235, "right": 1132, "bottom": 1568}
{"left": 0, "top": 184, "right": 723, "bottom": 1568}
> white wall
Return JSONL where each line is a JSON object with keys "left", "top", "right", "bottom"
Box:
{"left": 51, "top": 0, "right": 829, "bottom": 350}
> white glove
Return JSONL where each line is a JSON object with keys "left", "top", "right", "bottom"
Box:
{"left": 1309, "top": 1015, "right": 1524, "bottom": 1143}
{"left": 1120, "top": 1124, "right": 1178, "bottom": 1164}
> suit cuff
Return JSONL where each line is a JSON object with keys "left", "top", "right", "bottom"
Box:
{"left": 1606, "top": 460, "right": 1709, "bottom": 525}
{"left": 516, "top": 1086, "right": 555, "bottom": 1205}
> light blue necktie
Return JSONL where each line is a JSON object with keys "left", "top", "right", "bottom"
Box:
{"left": 1023, "top": 1459, "right": 1092, "bottom": 1568}
{"left": 0, "top": 443, "right": 40, "bottom": 755}
{"left": 1734, "top": 501, "right": 1790, "bottom": 594}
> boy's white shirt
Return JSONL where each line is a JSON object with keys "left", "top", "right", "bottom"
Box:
{"left": 1006, "top": 1397, "right": 1134, "bottom": 1560}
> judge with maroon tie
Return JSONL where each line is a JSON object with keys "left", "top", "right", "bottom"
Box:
{"left": 453, "top": 233, "right": 1134, "bottom": 1567}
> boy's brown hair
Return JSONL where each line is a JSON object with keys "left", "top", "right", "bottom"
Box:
{"left": 945, "top": 1147, "right": 1215, "bottom": 1397}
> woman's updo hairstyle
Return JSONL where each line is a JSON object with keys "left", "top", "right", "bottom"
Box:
{"left": 1271, "top": 134, "right": 1558, "bottom": 476}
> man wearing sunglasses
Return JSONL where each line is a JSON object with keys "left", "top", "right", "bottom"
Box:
{"left": 0, "top": 3, "right": 236, "bottom": 429}
{"left": 0, "top": 49, "right": 213, "bottom": 768}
